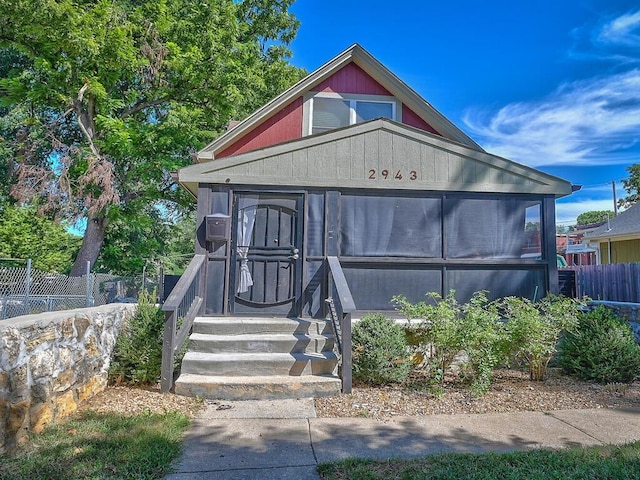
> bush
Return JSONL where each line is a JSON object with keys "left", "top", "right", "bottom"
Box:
{"left": 109, "top": 289, "right": 164, "bottom": 385}
{"left": 500, "top": 295, "right": 581, "bottom": 381}
{"left": 394, "top": 291, "right": 509, "bottom": 395}
{"left": 458, "top": 291, "right": 510, "bottom": 396}
{"left": 558, "top": 305, "right": 640, "bottom": 384}
{"left": 352, "top": 313, "right": 411, "bottom": 385}
{"left": 394, "top": 291, "right": 464, "bottom": 382}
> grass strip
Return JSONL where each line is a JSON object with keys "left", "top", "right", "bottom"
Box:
{"left": 318, "top": 441, "right": 640, "bottom": 480}
{"left": 0, "top": 410, "right": 190, "bottom": 480}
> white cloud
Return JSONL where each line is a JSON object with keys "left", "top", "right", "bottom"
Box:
{"left": 555, "top": 184, "right": 624, "bottom": 225}
{"left": 597, "top": 10, "right": 640, "bottom": 47}
{"left": 463, "top": 70, "right": 640, "bottom": 167}
{"left": 463, "top": 10, "right": 640, "bottom": 168}
{"left": 556, "top": 198, "right": 618, "bottom": 225}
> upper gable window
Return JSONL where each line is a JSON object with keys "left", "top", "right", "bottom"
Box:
{"left": 305, "top": 93, "right": 397, "bottom": 135}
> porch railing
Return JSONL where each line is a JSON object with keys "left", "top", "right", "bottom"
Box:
{"left": 161, "top": 254, "right": 206, "bottom": 392}
{"left": 325, "top": 256, "right": 356, "bottom": 394}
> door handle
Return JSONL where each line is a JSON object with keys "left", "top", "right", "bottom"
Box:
{"left": 288, "top": 254, "right": 299, "bottom": 260}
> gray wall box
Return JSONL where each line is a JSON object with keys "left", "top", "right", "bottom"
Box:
{"left": 205, "top": 214, "right": 231, "bottom": 242}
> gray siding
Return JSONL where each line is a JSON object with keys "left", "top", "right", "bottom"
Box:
{"left": 181, "top": 120, "right": 571, "bottom": 198}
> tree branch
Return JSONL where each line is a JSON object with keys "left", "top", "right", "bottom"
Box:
{"left": 73, "top": 83, "right": 101, "bottom": 159}
{"left": 120, "top": 97, "right": 169, "bottom": 119}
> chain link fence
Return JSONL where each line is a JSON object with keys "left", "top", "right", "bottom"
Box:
{"left": 0, "top": 259, "right": 157, "bottom": 320}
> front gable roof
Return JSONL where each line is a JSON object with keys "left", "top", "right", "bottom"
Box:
{"left": 181, "top": 119, "right": 572, "bottom": 198}
{"left": 587, "top": 203, "right": 640, "bottom": 240}
{"left": 197, "top": 44, "right": 482, "bottom": 161}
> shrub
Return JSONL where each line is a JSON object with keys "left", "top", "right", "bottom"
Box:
{"left": 393, "top": 291, "right": 464, "bottom": 383}
{"left": 458, "top": 291, "right": 510, "bottom": 396}
{"left": 500, "top": 295, "right": 581, "bottom": 381}
{"left": 352, "top": 313, "right": 411, "bottom": 385}
{"left": 109, "top": 289, "right": 164, "bottom": 385}
{"left": 394, "top": 291, "right": 509, "bottom": 395}
{"left": 558, "top": 305, "right": 640, "bottom": 384}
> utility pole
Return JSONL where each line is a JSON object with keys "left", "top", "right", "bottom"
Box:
{"left": 612, "top": 180, "right": 618, "bottom": 216}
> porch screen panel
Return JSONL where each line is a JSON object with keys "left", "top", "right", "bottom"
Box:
{"left": 307, "top": 192, "right": 324, "bottom": 257}
{"left": 340, "top": 195, "right": 441, "bottom": 257}
{"left": 446, "top": 268, "right": 546, "bottom": 303}
{"left": 303, "top": 260, "right": 324, "bottom": 317}
{"left": 445, "top": 197, "right": 537, "bottom": 259}
{"left": 343, "top": 266, "right": 441, "bottom": 310}
{"left": 205, "top": 260, "right": 225, "bottom": 314}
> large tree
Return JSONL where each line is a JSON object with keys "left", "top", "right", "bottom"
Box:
{"left": 576, "top": 210, "right": 615, "bottom": 226}
{"left": 0, "top": 0, "right": 304, "bottom": 275}
{"left": 619, "top": 163, "right": 640, "bottom": 209}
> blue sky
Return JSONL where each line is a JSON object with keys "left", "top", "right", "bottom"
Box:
{"left": 288, "top": 0, "right": 640, "bottom": 226}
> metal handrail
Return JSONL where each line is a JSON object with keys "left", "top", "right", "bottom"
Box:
{"left": 160, "top": 254, "right": 206, "bottom": 392}
{"left": 326, "top": 256, "right": 356, "bottom": 394}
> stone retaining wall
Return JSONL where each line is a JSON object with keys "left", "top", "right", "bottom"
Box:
{"left": 0, "top": 304, "right": 135, "bottom": 454}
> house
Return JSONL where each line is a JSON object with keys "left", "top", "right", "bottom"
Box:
{"left": 178, "top": 44, "right": 574, "bottom": 315}
{"left": 557, "top": 224, "right": 600, "bottom": 267}
{"left": 167, "top": 44, "right": 575, "bottom": 398}
{"left": 585, "top": 203, "right": 640, "bottom": 264}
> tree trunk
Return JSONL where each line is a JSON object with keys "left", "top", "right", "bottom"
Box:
{"left": 69, "top": 215, "right": 108, "bottom": 276}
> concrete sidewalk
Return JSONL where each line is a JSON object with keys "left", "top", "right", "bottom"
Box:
{"left": 166, "top": 399, "right": 640, "bottom": 480}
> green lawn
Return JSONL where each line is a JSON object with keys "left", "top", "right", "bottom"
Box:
{"left": 318, "top": 442, "right": 640, "bottom": 480}
{"left": 0, "top": 410, "right": 190, "bottom": 480}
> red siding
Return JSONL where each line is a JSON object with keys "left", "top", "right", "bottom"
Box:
{"left": 217, "top": 97, "right": 304, "bottom": 158}
{"left": 314, "top": 63, "right": 391, "bottom": 95}
{"left": 402, "top": 105, "right": 439, "bottom": 135}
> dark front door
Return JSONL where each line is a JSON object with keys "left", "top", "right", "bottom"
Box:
{"left": 231, "top": 193, "right": 303, "bottom": 316}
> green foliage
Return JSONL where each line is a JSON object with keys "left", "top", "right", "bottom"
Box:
{"left": 0, "top": 0, "right": 306, "bottom": 273}
{"left": 318, "top": 441, "right": 640, "bottom": 480}
{"left": 394, "top": 291, "right": 509, "bottom": 395}
{"left": 500, "top": 295, "right": 581, "bottom": 381}
{"left": 95, "top": 205, "right": 195, "bottom": 276}
{"left": 394, "top": 291, "right": 583, "bottom": 393}
{"left": 558, "top": 305, "right": 640, "bottom": 383}
{"left": 576, "top": 210, "right": 615, "bottom": 226}
{"left": 457, "top": 292, "right": 510, "bottom": 396}
{"left": 109, "top": 289, "right": 164, "bottom": 385}
{"left": 0, "top": 410, "right": 190, "bottom": 480}
{"left": 619, "top": 163, "right": 640, "bottom": 208}
{"left": 162, "top": 212, "right": 196, "bottom": 274}
{"left": 393, "top": 292, "right": 463, "bottom": 383}
{"left": 352, "top": 313, "right": 411, "bottom": 385}
{"left": 0, "top": 204, "right": 81, "bottom": 273}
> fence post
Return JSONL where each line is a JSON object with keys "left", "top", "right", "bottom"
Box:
{"left": 158, "top": 265, "right": 164, "bottom": 303}
{"left": 85, "top": 261, "right": 93, "bottom": 307}
{"left": 24, "top": 259, "right": 32, "bottom": 316}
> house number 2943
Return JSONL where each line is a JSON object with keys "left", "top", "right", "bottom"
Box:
{"left": 368, "top": 169, "right": 418, "bottom": 180}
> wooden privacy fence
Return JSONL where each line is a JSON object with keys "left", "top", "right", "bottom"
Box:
{"left": 562, "top": 263, "right": 640, "bottom": 303}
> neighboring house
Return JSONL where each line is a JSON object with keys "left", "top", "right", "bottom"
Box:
{"left": 177, "top": 44, "right": 575, "bottom": 317}
{"left": 585, "top": 204, "right": 640, "bottom": 264}
{"left": 557, "top": 223, "right": 601, "bottom": 267}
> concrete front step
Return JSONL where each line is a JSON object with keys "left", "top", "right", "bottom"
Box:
{"left": 180, "top": 351, "right": 338, "bottom": 376}
{"left": 175, "top": 373, "right": 342, "bottom": 400}
{"left": 188, "top": 332, "right": 335, "bottom": 354}
{"left": 192, "top": 317, "right": 332, "bottom": 336}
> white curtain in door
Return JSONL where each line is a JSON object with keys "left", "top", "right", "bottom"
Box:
{"left": 237, "top": 196, "right": 258, "bottom": 294}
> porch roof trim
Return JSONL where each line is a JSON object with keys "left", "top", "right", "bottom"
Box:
{"left": 179, "top": 118, "right": 573, "bottom": 198}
